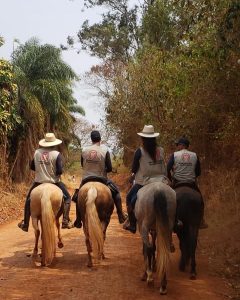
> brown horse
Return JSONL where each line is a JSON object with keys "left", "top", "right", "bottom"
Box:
{"left": 77, "top": 181, "right": 114, "bottom": 267}
{"left": 30, "top": 183, "right": 64, "bottom": 266}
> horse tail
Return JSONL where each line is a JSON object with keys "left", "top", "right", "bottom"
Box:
{"left": 40, "top": 189, "right": 56, "bottom": 266}
{"left": 154, "top": 189, "right": 170, "bottom": 282}
{"left": 86, "top": 186, "right": 104, "bottom": 259}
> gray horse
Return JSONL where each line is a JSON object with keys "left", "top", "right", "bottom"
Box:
{"left": 135, "top": 181, "right": 176, "bottom": 295}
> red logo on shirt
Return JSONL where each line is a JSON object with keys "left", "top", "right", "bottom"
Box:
{"left": 87, "top": 150, "right": 100, "bottom": 161}
{"left": 181, "top": 153, "right": 190, "bottom": 161}
{"left": 41, "top": 152, "right": 49, "bottom": 162}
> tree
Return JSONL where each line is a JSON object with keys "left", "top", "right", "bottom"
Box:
{"left": 0, "top": 59, "right": 20, "bottom": 179}
{"left": 65, "top": 0, "right": 140, "bottom": 62}
{"left": 9, "top": 38, "right": 85, "bottom": 181}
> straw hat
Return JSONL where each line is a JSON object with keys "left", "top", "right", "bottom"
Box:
{"left": 137, "top": 125, "right": 159, "bottom": 138}
{"left": 39, "top": 133, "right": 62, "bottom": 147}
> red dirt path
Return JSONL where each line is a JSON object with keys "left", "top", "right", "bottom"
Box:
{"left": 0, "top": 206, "right": 230, "bottom": 300}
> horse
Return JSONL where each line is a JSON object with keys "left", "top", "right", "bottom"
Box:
{"left": 30, "top": 183, "right": 64, "bottom": 266}
{"left": 77, "top": 181, "right": 114, "bottom": 267}
{"left": 134, "top": 181, "right": 176, "bottom": 295}
{"left": 174, "top": 185, "right": 204, "bottom": 279}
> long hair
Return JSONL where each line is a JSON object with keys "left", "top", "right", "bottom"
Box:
{"left": 142, "top": 137, "right": 157, "bottom": 162}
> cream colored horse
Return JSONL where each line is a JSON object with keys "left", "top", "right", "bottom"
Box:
{"left": 78, "top": 182, "right": 114, "bottom": 267}
{"left": 30, "top": 183, "right": 64, "bottom": 266}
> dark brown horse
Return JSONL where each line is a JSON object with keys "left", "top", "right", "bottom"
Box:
{"left": 77, "top": 181, "right": 114, "bottom": 267}
{"left": 175, "top": 186, "right": 204, "bottom": 279}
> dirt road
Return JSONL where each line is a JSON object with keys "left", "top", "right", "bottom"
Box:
{"left": 0, "top": 208, "right": 229, "bottom": 300}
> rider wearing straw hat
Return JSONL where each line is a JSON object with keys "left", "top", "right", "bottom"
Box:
{"left": 124, "top": 125, "right": 167, "bottom": 233}
{"left": 18, "top": 133, "right": 74, "bottom": 231}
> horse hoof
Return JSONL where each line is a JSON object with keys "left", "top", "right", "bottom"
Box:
{"left": 190, "top": 273, "right": 196, "bottom": 280}
{"left": 170, "top": 244, "right": 175, "bottom": 253}
{"left": 87, "top": 262, "right": 93, "bottom": 268}
{"left": 160, "top": 287, "right": 167, "bottom": 295}
{"left": 141, "top": 272, "right": 147, "bottom": 281}
{"left": 179, "top": 263, "right": 185, "bottom": 272}
{"left": 147, "top": 279, "right": 154, "bottom": 286}
{"left": 58, "top": 241, "right": 64, "bottom": 248}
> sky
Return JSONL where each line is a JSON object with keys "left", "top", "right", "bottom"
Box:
{"left": 0, "top": 0, "right": 105, "bottom": 125}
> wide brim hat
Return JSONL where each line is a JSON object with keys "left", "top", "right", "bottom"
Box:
{"left": 137, "top": 125, "right": 159, "bottom": 138}
{"left": 39, "top": 133, "right": 62, "bottom": 147}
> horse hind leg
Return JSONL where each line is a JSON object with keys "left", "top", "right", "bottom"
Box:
{"left": 86, "top": 237, "right": 93, "bottom": 267}
{"left": 32, "top": 218, "right": 40, "bottom": 265}
{"left": 178, "top": 233, "right": 187, "bottom": 272}
{"left": 101, "top": 221, "right": 109, "bottom": 260}
{"left": 160, "top": 273, "right": 167, "bottom": 295}
{"left": 146, "top": 245, "right": 154, "bottom": 286}
{"left": 150, "top": 230, "right": 157, "bottom": 272}
{"left": 189, "top": 227, "right": 198, "bottom": 280}
{"left": 56, "top": 218, "right": 64, "bottom": 248}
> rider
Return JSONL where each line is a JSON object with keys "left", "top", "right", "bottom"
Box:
{"left": 73, "top": 130, "right": 127, "bottom": 228}
{"left": 18, "top": 133, "right": 74, "bottom": 232}
{"left": 167, "top": 137, "right": 208, "bottom": 229}
{"left": 124, "top": 125, "right": 167, "bottom": 234}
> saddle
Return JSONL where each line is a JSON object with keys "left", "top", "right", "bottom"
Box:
{"left": 71, "top": 176, "right": 116, "bottom": 202}
{"left": 173, "top": 181, "right": 201, "bottom": 194}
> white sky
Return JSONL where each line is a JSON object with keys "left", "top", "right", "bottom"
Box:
{"left": 0, "top": 0, "right": 105, "bottom": 125}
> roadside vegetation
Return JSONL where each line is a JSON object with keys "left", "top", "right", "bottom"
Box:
{"left": 0, "top": 1, "right": 239, "bottom": 298}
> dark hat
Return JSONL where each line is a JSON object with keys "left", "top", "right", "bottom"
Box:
{"left": 90, "top": 130, "right": 101, "bottom": 142}
{"left": 175, "top": 137, "right": 190, "bottom": 147}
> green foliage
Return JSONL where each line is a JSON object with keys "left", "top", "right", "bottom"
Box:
{"left": 1, "top": 38, "right": 85, "bottom": 181}
{"left": 0, "top": 60, "right": 20, "bottom": 137}
{"left": 83, "top": 0, "right": 240, "bottom": 168}
{"left": 74, "top": 0, "right": 140, "bottom": 61}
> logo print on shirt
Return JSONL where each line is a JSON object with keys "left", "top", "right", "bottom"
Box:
{"left": 181, "top": 153, "right": 190, "bottom": 162}
{"left": 87, "top": 150, "right": 100, "bottom": 161}
{"left": 41, "top": 152, "right": 50, "bottom": 163}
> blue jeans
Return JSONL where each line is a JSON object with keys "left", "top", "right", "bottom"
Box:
{"left": 126, "top": 184, "right": 143, "bottom": 209}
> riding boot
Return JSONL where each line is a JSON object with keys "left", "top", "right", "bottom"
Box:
{"left": 18, "top": 197, "right": 31, "bottom": 232}
{"left": 62, "top": 201, "right": 74, "bottom": 229}
{"left": 113, "top": 193, "right": 127, "bottom": 224}
{"left": 124, "top": 206, "right": 136, "bottom": 234}
{"left": 74, "top": 201, "right": 82, "bottom": 228}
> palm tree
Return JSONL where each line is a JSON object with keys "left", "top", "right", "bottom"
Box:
{"left": 10, "top": 38, "right": 85, "bottom": 182}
